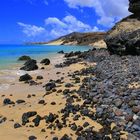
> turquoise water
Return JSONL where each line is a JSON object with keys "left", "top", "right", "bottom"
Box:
{"left": 0, "top": 44, "right": 90, "bottom": 69}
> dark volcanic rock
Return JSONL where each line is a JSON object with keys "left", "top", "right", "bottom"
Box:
{"left": 45, "top": 113, "right": 58, "bottom": 123}
{"left": 60, "top": 134, "right": 71, "bottom": 140}
{"left": 38, "top": 100, "right": 45, "bottom": 104}
{"left": 20, "top": 59, "right": 38, "bottom": 71}
{"left": 105, "top": 15, "right": 140, "bottom": 55}
{"left": 19, "top": 74, "right": 32, "bottom": 82}
{"left": 28, "top": 136, "right": 37, "bottom": 140}
{"left": 16, "top": 99, "right": 25, "bottom": 104}
{"left": 18, "top": 55, "right": 31, "bottom": 61}
{"left": 58, "top": 50, "right": 64, "bottom": 54}
{"left": 33, "top": 115, "right": 42, "bottom": 126}
{"left": 22, "top": 111, "right": 37, "bottom": 125}
{"left": 36, "top": 75, "right": 43, "bottom": 80}
{"left": 3, "top": 98, "right": 14, "bottom": 105}
{"left": 40, "top": 58, "right": 50, "bottom": 65}
{"left": 0, "top": 117, "right": 7, "bottom": 124}
{"left": 129, "top": 0, "right": 140, "bottom": 14}
{"left": 45, "top": 82, "right": 56, "bottom": 91}
{"left": 14, "top": 123, "right": 22, "bottom": 128}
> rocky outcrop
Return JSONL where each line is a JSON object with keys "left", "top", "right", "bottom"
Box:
{"left": 105, "top": 0, "right": 140, "bottom": 55}
{"left": 129, "top": 0, "right": 140, "bottom": 14}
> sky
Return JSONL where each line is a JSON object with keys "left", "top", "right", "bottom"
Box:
{"left": 0, "top": 0, "right": 131, "bottom": 44}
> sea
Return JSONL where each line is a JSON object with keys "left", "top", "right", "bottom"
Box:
{"left": 0, "top": 44, "right": 91, "bottom": 70}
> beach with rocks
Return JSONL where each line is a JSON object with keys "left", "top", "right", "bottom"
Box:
{"left": 0, "top": 48, "right": 139, "bottom": 140}
{"left": 0, "top": 0, "right": 140, "bottom": 139}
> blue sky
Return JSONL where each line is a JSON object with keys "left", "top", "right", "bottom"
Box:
{"left": 0, "top": 0, "right": 130, "bottom": 44}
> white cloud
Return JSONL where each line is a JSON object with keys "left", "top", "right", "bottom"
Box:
{"left": 45, "top": 15, "right": 102, "bottom": 37}
{"left": 45, "top": 17, "right": 67, "bottom": 28}
{"left": 18, "top": 15, "right": 103, "bottom": 41}
{"left": 17, "top": 22, "right": 46, "bottom": 37}
{"left": 64, "top": 0, "right": 130, "bottom": 27}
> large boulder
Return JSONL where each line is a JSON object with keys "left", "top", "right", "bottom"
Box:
{"left": 105, "top": 14, "right": 140, "bottom": 55}
{"left": 129, "top": 0, "right": 140, "bottom": 14}
{"left": 20, "top": 59, "right": 38, "bottom": 71}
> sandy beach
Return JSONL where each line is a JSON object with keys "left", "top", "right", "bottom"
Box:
{"left": 0, "top": 48, "right": 140, "bottom": 140}
{"left": 0, "top": 53, "right": 103, "bottom": 140}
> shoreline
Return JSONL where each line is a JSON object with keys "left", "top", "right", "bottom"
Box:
{"left": 0, "top": 52, "right": 103, "bottom": 140}
{"left": 0, "top": 48, "right": 139, "bottom": 139}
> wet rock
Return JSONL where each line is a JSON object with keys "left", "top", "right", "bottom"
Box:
{"left": 20, "top": 59, "right": 38, "bottom": 71}
{"left": 19, "top": 74, "right": 32, "bottom": 82}
{"left": 40, "top": 58, "right": 50, "bottom": 65}
{"left": 22, "top": 111, "right": 37, "bottom": 125}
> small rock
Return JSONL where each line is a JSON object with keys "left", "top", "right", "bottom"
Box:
{"left": 38, "top": 100, "right": 45, "bottom": 105}
{"left": 33, "top": 115, "right": 42, "bottom": 127}
{"left": 3, "top": 98, "right": 14, "bottom": 105}
{"left": 14, "top": 123, "right": 22, "bottom": 128}
{"left": 40, "top": 58, "right": 50, "bottom": 65}
{"left": 28, "top": 136, "right": 37, "bottom": 140}
{"left": 16, "top": 100, "right": 25, "bottom": 104}
{"left": 51, "top": 102, "right": 56, "bottom": 105}
{"left": 36, "top": 75, "right": 43, "bottom": 80}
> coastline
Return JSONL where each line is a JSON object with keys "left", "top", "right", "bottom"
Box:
{"left": 0, "top": 53, "right": 103, "bottom": 140}
{"left": 0, "top": 48, "right": 139, "bottom": 139}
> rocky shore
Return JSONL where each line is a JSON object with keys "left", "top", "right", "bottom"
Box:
{"left": 0, "top": 47, "right": 140, "bottom": 140}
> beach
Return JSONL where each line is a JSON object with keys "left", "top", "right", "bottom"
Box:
{"left": 0, "top": 47, "right": 140, "bottom": 140}
{"left": 0, "top": 52, "right": 103, "bottom": 140}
